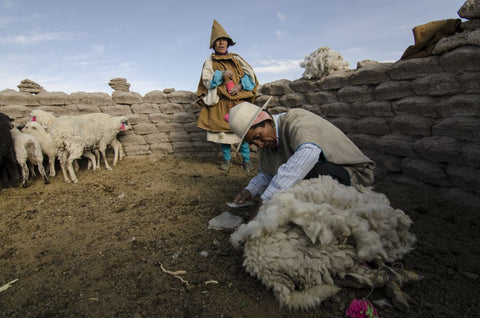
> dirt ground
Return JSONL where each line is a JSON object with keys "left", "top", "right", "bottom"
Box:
{"left": 0, "top": 154, "right": 479, "bottom": 318}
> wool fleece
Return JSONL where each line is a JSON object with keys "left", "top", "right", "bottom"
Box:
{"left": 231, "top": 175, "right": 418, "bottom": 310}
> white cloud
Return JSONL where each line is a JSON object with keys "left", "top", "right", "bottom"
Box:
{"left": 0, "top": 32, "right": 69, "bottom": 44}
{"left": 254, "top": 59, "right": 302, "bottom": 74}
{"left": 276, "top": 11, "right": 286, "bottom": 21}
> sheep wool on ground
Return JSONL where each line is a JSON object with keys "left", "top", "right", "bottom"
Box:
{"left": 231, "top": 175, "right": 419, "bottom": 311}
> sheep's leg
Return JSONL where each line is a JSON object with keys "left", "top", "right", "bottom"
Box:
{"left": 385, "top": 281, "right": 411, "bottom": 311}
{"left": 111, "top": 139, "right": 119, "bottom": 166}
{"left": 119, "top": 141, "right": 125, "bottom": 161}
{"left": 94, "top": 148, "right": 100, "bottom": 170}
{"left": 19, "top": 162, "right": 29, "bottom": 187}
{"left": 57, "top": 150, "right": 70, "bottom": 183}
{"left": 8, "top": 155, "right": 21, "bottom": 187}
{"left": 28, "top": 161, "right": 37, "bottom": 178}
{"left": 66, "top": 146, "right": 85, "bottom": 183}
{"left": 83, "top": 150, "right": 97, "bottom": 171}
{"left": 48, "top": 155, "right": 56, "bottom": 177}
{"left": 98, "top": 144, "right": 112, "bottom": 170}
{"left": 66, "top": 158, "right": 78, "bottom": 183}
{"left": 36, "top": 163, "right": 49, "bottom": 184}
{"left": 111, "top": 138, "right": 124, "bottom": 165}
{"left": 0, "top": 168, "right": 7, "bottom": 188}
{"left": 73, "top": 160, "right": 80, "bottom": 172}
{"left": 28, "top": 151, "right": 50, "bottom": 185}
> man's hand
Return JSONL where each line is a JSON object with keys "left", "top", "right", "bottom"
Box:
{"left": 234, "top": 189, "right": 251, "bottom": 203}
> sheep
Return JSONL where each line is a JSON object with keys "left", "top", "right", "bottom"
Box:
{"left": 31, "top": 110, "right": 126, "bottom": 168}
{"left": 50, "top": 115, "right": 131, "bottom": 183}
{"left": 10, "top": 127, "right": 49, "bottom": 187}
{"left": 231, "top": 175, "right": 419, "bottom": 311}
{"left": 21, "top": 121, "right": 58, "bottom": 177}
{"left": 73, "top": 112, "right": 127, "bottom": 169}
{"left": 26, "top": 113, "right": 99, "bottom": 175}
{"left": 0, "top": 113, "right": 20, "bottom": 188}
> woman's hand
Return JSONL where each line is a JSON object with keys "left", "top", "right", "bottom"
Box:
{"left": 228, "top": 84, "right": 242, "bottom": 95}
{"left": 222, "top": 70, "right": 233, "bottom": 79}
{"left": 234, "top": 189, "right": 251, "bottom": 203}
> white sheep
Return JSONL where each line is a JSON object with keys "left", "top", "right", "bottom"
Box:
{"left": 21, "top": 121, "right": 58, "bottom": 177}
{"left": 231, "top": 175, "right": 419, "bottom": 310}
{"left": 50, "top": 115, "right": 131, "bottom": 183}
{"left": 75, "top": 112, "right": 127, "bottom": 168}
{"left": 10, "top": 127, "right": 49, "bottom": 187}
{"left": 23, "top": 117, "right": 98, "bottom": 175}
{"left": 30, "top": 109, "right": 126, "bottom": 168}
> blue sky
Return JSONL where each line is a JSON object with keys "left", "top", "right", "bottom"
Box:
{"left": 0, "top": 0, "right": 465, "bottom": 95}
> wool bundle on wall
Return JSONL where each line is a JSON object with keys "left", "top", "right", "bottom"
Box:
{"left": 231, "top": 175, "right": 417, "bottom": 310}
{"left": 300, "top": 46, "right": 350, "bottom": 79}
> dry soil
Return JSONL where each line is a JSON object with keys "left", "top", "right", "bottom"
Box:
{"left": 0, "top": 155, "right": 479, "bottom": 317}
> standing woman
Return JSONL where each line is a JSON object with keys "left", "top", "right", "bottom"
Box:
{"left": 196, "top": 20, "right": 258, "bottom": 171}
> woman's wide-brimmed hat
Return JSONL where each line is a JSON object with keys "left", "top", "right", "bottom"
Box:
{"left": 210, "top": 19, "right": 235, "bottom": 49}
{"left": 228, "top": 97, "right": 273, "bottom": 152}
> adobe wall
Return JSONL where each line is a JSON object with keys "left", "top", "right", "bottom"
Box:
{"left": 0, "top": 1, "right": 479, "bottom": 210}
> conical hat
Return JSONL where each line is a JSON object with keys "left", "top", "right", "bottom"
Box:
{"left": 210, "top": 19, "right": 235, "bottom": 49}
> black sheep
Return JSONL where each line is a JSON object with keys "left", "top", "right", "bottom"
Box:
{"left": 0, "top": 113, "right": 20, "bottom": 188}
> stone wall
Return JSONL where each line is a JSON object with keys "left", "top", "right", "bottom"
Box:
{"left": 0, "top": 88, "right": 215, "bottom": 157}
{"left": 253, "top": 0, "right": 480, "bottom": 210}
{"left": 0, "top": 0, "right": 479, "bottom": 210}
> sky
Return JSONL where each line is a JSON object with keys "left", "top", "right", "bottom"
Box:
{"left": 0, "top": 0, "right": 466, "bottom": 95}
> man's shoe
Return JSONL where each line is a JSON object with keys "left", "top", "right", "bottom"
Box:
{"left": 219, "top": 161, "right": 232, "bottom": 171}
{"left": 243, "top": 161, "right": 255, "bottom": 172}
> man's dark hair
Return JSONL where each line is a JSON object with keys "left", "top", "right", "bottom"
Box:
{"left": 250, "top": 121, "right": 266, "bottom": 130}
{"left": 250, "top": 111, "right": 274, "bottom": 130}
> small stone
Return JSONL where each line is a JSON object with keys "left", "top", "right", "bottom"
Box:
{"left": 207, "top": 212, "right": 243, "bottom": 231}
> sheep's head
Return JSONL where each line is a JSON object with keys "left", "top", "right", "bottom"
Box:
{"left": 30, "top": 109, "right": 55, "bottom": 130}
{"left": 22, "top": 121, "right": 44, "bottom": 134}
{"left": 117, "top": 117, "right": 132, "bottom": 131}
{"left": 0, "top": 113, "right": 14, "bottom": 129}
